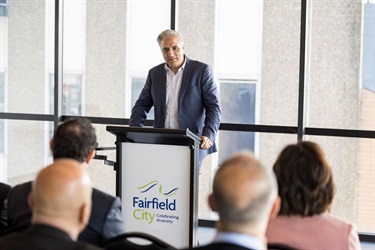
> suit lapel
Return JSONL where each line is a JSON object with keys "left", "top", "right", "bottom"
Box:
{"left": 179, "top": 57, "right": 191, "bottom": 108}
{"left": 158, "top": 65, "right": 167, "bottom": 115}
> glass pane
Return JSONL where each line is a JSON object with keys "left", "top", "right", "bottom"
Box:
{"left": 220, "top": 80, "right": 256, "bottom": 125}
{"left": 89, "top": 123, "right": 117, "bottom": 196}
{"left": 307, "top": 1, "right": 375, "bottom": 131}
{"left": 178, "top": 0, "right": 301, "bottom": 126}
{"left": 307, "top": 135, "right": 375, "bottom": 233}
{"left": 49, "top": 73, "right": 83, "bottom": 115}
{"left": 362, "top": 2, "right": 375, "bottom": 92}
{"left": 2, "top": 0, "right": 54, "bottom": 114}
{"left": 131, "top": 77, "right": 154, "bottom": 120}
{"left": 63, "top": 0, "right": 170, "bottom": 119}
{"left": 63, "top": 0, "right": 86, "bottom": 116}
{"left": 259, "top": 0, "right": 301, "bottom": 126}
{"left": 219, "top": 130, "right": 255, "bottom": 163}
{"left": 0, "top": 120, "right": 52, "bottom": 185}
{"left": 198, "top": 132, "right": 297, "bottom": 220}
{"left": 0, "top": 119, "right": 3, "bottom": 154}
{"left": 0, "top": 0, "right": 7, "bottom": 17}
{"left": 0, "top": 72, "right": 4, "bottom": 154}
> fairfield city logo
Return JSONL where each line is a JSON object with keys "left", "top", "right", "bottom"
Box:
{"left": 132, "top": 180, "right": 178, "bottom": 224}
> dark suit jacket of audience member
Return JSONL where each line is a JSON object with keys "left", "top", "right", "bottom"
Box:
{"left": 0, "top": 183, "right": 11, "bottom": 205}
{"left": 0, "top": 182, "right": 11, "bottom": 233}
{"left": 7, "top": 181, "right": 126, "bottom": 244}
{"left": 191, "top": 243, "right": 256, "bottom": 250}
{"left": 0, "top": 224, "right": 104, "bottom": 250}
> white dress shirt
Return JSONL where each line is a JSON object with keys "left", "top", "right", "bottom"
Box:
{"left": 164, "top": 61, "right": 186, "bottom": 129}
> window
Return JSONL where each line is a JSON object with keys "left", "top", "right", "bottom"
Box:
{"left": 0, "top": 0, "right": 8, "bottom": 17}
{"left": 126, "top": 0, "right": 170, "bottom": 118}
{"left": 362, "top": 2, "right": 375, "bottom": 92}
{"left": 131, "top": 77, "right": 154, "bottom": 120}
{"left": 62, "top": 75, "right": 82, "bottom": 116}
{"left": 49, "top": 73, "right": 83, "bottom": 116}
{"left": 219, "top": 80, "right": 256, "bottom": 162}
{"left": 0, "top": 72, "right": 4, "bottom": 154}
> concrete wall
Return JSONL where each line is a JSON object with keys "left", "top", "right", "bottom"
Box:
{"left": 7, "top": 1, "right": 46, "bottom": 184}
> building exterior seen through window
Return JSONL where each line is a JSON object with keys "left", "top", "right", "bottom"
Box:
{"left": 0, "top": 0, "right": 7, "bottom": 17}
{"left": 362, "top": 2, "right": 375, "bottom": 92}
{"left": 131, "top": 77, "right": 154, "bottom": 120}
{"left": 49, "top": 73, "right": 83, "bottom": 116}
{"left": 219, "top": 81, "right": 256, "bottom": 163}
{"left": 0, "top": 72, "right": 4, "bottom": 154}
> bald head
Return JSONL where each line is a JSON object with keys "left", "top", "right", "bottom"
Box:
{"left": 210, "top": 151, "right": 278, "bottom": 231}
{"left": 29, "top": 159, "right": 93, "bottom": 239}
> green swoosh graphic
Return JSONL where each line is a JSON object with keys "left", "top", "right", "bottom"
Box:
{"left": 137, "top": 180, "right": 159, "bottom": 189}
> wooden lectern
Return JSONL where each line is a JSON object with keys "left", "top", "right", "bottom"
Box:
{"left": 106, "top": 126, "right": 201, "bottom": 248}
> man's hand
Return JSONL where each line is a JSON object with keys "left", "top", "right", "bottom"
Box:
{"left": 200, "top": 136, "right": 212, "bottom": 149}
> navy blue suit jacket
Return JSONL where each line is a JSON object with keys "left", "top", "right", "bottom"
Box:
{"left": 129, "top": 57, "right": 221, "bottom": 164}
{"left": 0, "top": 224, "right": 103, "bottom": 250}
{"left": 0, "top": 182, "right": 11, "bottom": 233}
{"left": 7, "top": 181, "right": 125, "bottom": 245}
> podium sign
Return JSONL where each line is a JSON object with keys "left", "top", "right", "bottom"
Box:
{"left": 106, "top": 126, "right": 200, "bottom": 248}
{"left": 121, "top": 143, "right": 191, "bottom": 247}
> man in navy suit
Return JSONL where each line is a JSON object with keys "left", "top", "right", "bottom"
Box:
{"left": 129, "top": 29, "right": 221, "bottom": 169}
{"left": 192, "top": 151, "right": 280, "bottom": 250}
{"left": 0, "top": 159, "right": 103, "bottom": 250}
{"left": 7, "top": 118, "right": 126, "bottom": 245}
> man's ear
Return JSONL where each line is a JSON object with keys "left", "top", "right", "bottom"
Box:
{"left": 49, "top": 138, "right": 54, "bottom": 152}
{"left": 269, "top": 196, "right": 281, "bottom": 220}
{"left": 85, "top": 150, "right": 95, "bottom": 164}
{"left": 208, "top": 194, "right": 217, "bottom": 212}
{"left": 27, "top": 192, "right": 34, "bottom": 210}
{"left": 78, "top": 202, "right": 91, "bottom": 230}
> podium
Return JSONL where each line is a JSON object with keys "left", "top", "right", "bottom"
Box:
{"left": 106, "top": 126, "right": 201, "bottom": 248}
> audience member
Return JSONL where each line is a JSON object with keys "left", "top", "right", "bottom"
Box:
{"left": 0, "top": 159, "right": 103, "bottom": 250}
{"left": 266, "top": 141, "right": 361, "bottom": 250}
{"left": 7, "top": 118, "right": 125, "bottom": 244}
{"left": 0, "top": 182, "right": 11, "bottom": 233}
{"left": 192, "top": 151, "right": 279, "bottom": 250}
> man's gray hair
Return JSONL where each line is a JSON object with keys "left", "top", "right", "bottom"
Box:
{"left": 157, "top": 29, "right": 184, "bottom": 47}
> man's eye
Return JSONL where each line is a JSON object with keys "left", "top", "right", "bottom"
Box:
{"left": 172, "top": 46, "right": 179, "bottom": 51}
{"left": 163, "top": 48, "right": 169, "bottom": 53}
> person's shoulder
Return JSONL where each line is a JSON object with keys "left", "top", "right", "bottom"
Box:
{"left": 9, "top": 181, "right": 32, "bottom": 197}
{"left": 149, "top": 62, "right": 166, "bottom": 72}
{"left": 0, "top": 229, "right": 18, "bottom": 241}
{"left": 92, "top": 188, "right": 116, "bottom": 201}
{"left": 0, "top": 182, "right": 11, "bottom": 199}
{"left": 186, "top": 57, "right": 209, "bottom": 68}
{"left": 320, "top": 213, "right": 355, "bottom": 231}
{"left": 91, "top": 188, "right": 122, "bottom": 211}
{"left": 12, "top": 181, "right": 32, "bottom": 189}
{"left": 0, "top": 229, "right": 29, "bottom": 246}
{"left": 0, "top": 182, "right": 11, "bottom": 190}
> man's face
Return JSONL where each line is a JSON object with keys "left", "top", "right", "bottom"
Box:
{"left": 160, "top": 35, "right": 185, "bottom": 73}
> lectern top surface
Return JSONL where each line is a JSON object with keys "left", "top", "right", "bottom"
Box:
{"left": 106, "top": 126, "right": 201, "bottom": 146}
